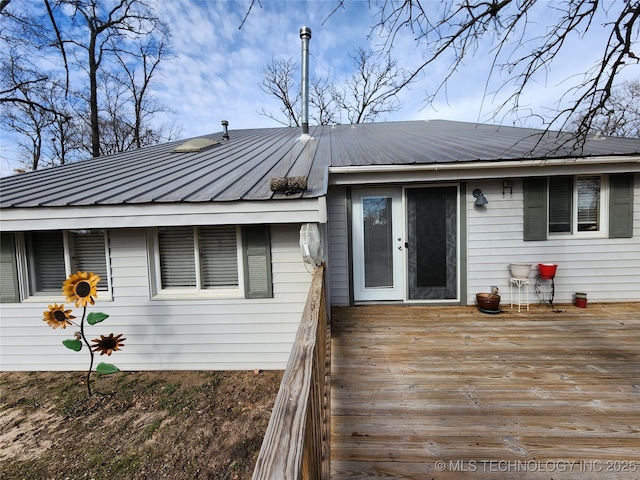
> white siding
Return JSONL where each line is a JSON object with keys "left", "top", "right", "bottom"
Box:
{"left": 0, "top": 224, "right": 312, "bottom": 371}
{"left": 466, "top": 176, "right": 640, "bottom": 305}
{"left": 325, "top": 176, "right": 639, "bottom": 308}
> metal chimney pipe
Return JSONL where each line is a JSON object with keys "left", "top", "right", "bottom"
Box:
{"left": 221, "top": 120, "right": 229, "bottom": 140}
{"left": 300, "top": 26, "right": 311, "bottom": 135}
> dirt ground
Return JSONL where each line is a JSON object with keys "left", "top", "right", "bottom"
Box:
{"left": 0, "top": 370, "right": 282, "bottom": 480}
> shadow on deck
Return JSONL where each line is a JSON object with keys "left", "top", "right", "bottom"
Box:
{"left": 330, "top": 303, "right": 640, "bottom": 479}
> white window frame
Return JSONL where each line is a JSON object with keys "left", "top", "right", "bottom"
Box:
{"left": 16, "top": 229, "right": 112, "bottom": 302}
{"left": 150, "top": 226, "right": 245, "bottom": 299}
{"left": 548, "top": 174, "right": 608, "bottom": 238}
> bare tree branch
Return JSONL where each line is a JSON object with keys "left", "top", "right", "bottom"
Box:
{"left": 259, "top": 58, "right": 301, "bottom": 127}
{"left": 43, "top": 0, "right": 70, "bottom": 94}
{"left": 1, "top": 0, "right": 176, "bottom": 170}
{"left": 332, "top": 48, "right": 409, "bottom": 123}
{"left": 260, "top": 47, "right": 409, "bottom": 126}
{"left": 368, "top": 0, "right": 639, "bottom": 146}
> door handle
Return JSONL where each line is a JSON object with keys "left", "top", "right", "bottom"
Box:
{"left": 404, "top": 242, "right": 409, "bottom": 249}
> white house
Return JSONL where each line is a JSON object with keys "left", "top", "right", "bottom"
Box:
{"left": 1, "top": 119, "right": 639, "bottom": 371}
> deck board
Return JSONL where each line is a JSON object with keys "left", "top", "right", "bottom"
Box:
{"left": 330, "top": 303, "right": 640, "bottom": 479}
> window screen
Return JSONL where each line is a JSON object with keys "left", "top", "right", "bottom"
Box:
{"left": 577, "top": 176, "right": 600, "bottom": 232}
{"left": 549, "top": 176, "right": 572, "bottom": 233}
{"left": 158, "top": 226, "right": 196, "bottom": 288}
{"left": 69, "top": 230, "right": 109, "bottom": 291}
{"left": 199, "top": 226, "right": 239, "bottom": 288}
{"left": 157, "top": 226, "right": 239, "bottom": 290}
{"left": 25, "top": 231, "right": 66, "bottom": 294}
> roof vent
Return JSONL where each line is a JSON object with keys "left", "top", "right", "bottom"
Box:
{"left": 173, "top": 137, "right": 221, "bottom": 153}
{"left": 222, "top": 120, "right": 230, "bottom": 140}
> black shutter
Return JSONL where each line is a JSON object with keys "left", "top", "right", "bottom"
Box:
{"left": 523, "top": 177, "right": 548, "bottom": 241}
{"left": 242, "top": 225, "right": 273, "bottom": 299}
{"left": 609, "top": 173, "right": 634, "bottom": 238}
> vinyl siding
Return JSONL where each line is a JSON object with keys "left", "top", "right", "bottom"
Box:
{"left": 327, "top": 186, "right": 350, "bottom": 306}
{"left": 325, "top": 176, "right": 639, "bottom": 307}
{"left": 0, "top": 224, "right": 311, "bottom": 371}
{"left": 466, "top": 176, "right": 640, "bottom": 305}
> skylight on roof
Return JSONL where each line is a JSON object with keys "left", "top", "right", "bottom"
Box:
{"left": 173, "top": 137, "right": 220, "bottom": 152}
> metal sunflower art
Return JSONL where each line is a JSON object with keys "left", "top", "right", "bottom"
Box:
{"left": 62, "top": 271, "right": 101, "bottom": 308}
{"left": 43, "top": 303, "right": 75, "bottom": 329}
{"left": 91, "top": 333, "right": 126, "bottom": 356}
{"left": 42, "top": 271, "right": 126, "bottom": 397}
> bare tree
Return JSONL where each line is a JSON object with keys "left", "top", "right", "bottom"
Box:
{"left": 1, "top": 57, "right": 55, "bottom": 170}
{"left": 572, "top": 80, "right": 640, "bottom": 138}
{"left": 245, "top": 0, "right": 640, "bottom": 141}
{"left": 309, "top": 75, "right": 339, "bottom": 125}
{"left": 112, "top": 35, "right": 171, "bottom": 149}
{"left": 48, "top": 102, "right": 83, "bottom": 166}
{"left": 331, "top": 48, "right": 408, "bottom": 124}
{"left": 258, "top": 58, "right": 301, "bottom": 127}
{"left": 361, "top": 0, "right": 639, "bottom": 142}
{"left": 260, "top": 48, "right": 408, "bottom": 125}
{"left": 0, "top": 4, "right": 69, "bottom": 118}
{"left": 1, "top": 0, "right": 176, "bottom": 171}
{"left": 61, "top": 0, "right": 169, "bottom": 157}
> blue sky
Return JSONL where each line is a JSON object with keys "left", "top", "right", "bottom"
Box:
{"left": 0, "top": 0, "right": 634, "bottom": 175}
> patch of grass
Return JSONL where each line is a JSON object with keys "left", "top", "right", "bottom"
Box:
{"left": 0, "top": 371, "right": 283, "bottom": 480}
{"left": 0, "top": 461, "right": 48, "bottom": 480}
{"left": 141, "top": 419, "right": 163, "bottom": 440}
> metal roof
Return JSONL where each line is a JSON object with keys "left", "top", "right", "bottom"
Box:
{"left": 2, "top": 120, "right": 639, "bottom": 208}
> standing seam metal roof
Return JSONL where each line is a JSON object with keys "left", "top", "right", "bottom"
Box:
{"left": 1, "top": 120, "right": 639, "bottom": 208}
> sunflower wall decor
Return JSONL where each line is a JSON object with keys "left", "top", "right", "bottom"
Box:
{"left": 43, "top": 271, "right": 126, "bottom": 397}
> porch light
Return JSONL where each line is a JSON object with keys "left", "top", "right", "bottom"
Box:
{"left": 473, "top": 188, "right": 488, "bottom": 206}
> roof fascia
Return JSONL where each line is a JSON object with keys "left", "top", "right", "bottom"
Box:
{"left": 328, "top": 156, "right": 640, "bottom": 186}
{"left": 0, "top": 198, "right": 326, "bottom": 231}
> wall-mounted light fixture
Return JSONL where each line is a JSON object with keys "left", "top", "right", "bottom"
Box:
{"left": 472, "top": 188, "right": 488, "bottom": 206}
{"left": 503, "top": 179, "right": 513, "bottom": 197}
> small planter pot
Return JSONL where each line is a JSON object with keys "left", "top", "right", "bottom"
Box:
{"left": 538, "top": 263, "right": 558, "bottom": 279}
{"left": 510, "top": 263, "right": 532, "bottom": 279}
{"left": 575, "top": 292, "right": 587, "bottom": 308}
{"left": 476, "top": 293, "right": 501, "bottom": 312}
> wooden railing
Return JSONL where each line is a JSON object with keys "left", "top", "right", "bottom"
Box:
{"left": 252, "top": 266, "right": 330, "bottom": 480}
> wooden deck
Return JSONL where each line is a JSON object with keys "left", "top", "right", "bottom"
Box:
{"left": 330, "top": 303, "right": 640, "bottom": 479}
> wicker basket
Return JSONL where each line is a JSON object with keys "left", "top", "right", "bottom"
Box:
{"left": 476, "top": 293, "right": 501, "bottom": 311}
{"left": 510, "top": 263, "right": 532, "bottom": 279}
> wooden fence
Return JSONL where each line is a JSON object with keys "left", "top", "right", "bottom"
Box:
{"left": 252, "top": 266, "right": 330, "bottom": 480}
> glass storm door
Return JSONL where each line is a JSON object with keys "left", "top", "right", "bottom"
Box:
{"left": 352, "top": 188, "right": 404, "bottom": 301}
{"left": 406, "top": 186, "right": 458, "bottom": 300}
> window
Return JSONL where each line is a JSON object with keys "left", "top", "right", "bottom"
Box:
{"left": 0, "top": 229, "right": 110, "bottom": 302}
{"left": 151, "top": 225, "right": 272, "bottom": 298}
{"left": 523, "top": 174, "right": 634, "bottom": 241}
{"left": 577, "top": 176, "right": 601, "bottom": 232}
{"left": 548, "top": 176, "right": 601, "bottom": 235}
{"left": 548, "top": 176, "right": 573, "bottom": 233}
